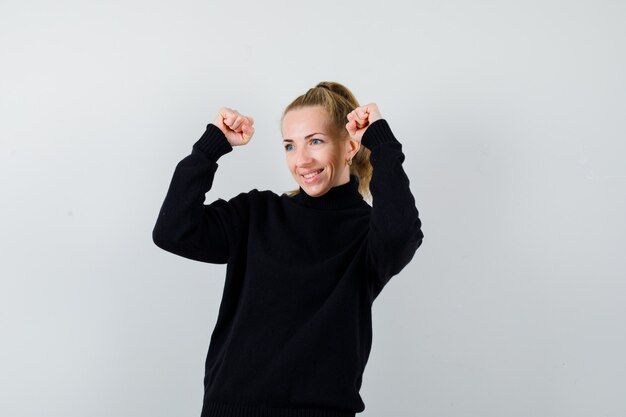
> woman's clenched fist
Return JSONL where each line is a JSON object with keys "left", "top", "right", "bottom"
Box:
{"left": 213, "top": 107, "right": 255, "bottom": 147}
{"left": 345, "top": 103, "right": 383, "bottom": 143}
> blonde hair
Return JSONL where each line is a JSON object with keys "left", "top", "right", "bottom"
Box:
{"left": 281, "top": 81, "right": 373, "bottom": 200}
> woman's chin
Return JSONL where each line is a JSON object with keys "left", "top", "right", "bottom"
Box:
{"left": 300, "top": 180, "right": 330, "bottom": 197}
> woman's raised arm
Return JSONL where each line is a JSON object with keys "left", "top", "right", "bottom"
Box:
{"left": 152, "top": 108, "right": 255, "bottom": 264}
{"left": 347, "top": 105, "right": 424, "bottom": 297}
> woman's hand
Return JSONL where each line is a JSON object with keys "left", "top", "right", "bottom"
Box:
{"left": 345, "top": 103, "right": 383, "bottom": 142}
{"left": 213, "top": 107, "right": 255, "bottom": 147}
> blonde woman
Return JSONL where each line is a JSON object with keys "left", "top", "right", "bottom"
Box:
{"left": 153, "top": 81, "right": 424, "bottom": 417}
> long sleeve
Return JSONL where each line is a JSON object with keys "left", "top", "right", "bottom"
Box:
{"left": 360, "top": 119, "right": 424, "bottom": 296}
{"left": 152, "top": 123, "right": 249, "bottom": 264}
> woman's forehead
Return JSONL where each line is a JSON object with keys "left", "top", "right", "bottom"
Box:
{"left": 282, "top": 106, "right": 330, "bottom": 139}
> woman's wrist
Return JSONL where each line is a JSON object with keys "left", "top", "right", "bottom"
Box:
{"left": 193, "top": 123, "right": 234, "bottom": 161}
{"left": 361, "top": 119, "right": 399, "bottom": 149}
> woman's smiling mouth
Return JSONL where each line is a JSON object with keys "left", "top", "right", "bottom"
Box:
{"left": 301, "top": 168, "right": 324, "bottom": 183}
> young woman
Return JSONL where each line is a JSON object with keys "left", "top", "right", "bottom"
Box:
{"left": 152, "top": 81, "right": 424, "bottom": 417}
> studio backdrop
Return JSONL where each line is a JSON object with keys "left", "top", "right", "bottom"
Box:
{"left": 1, "top": 0, "right": 624, "bottom": 416}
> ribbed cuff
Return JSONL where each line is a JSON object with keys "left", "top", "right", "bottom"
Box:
{"left": 193, "top": 123, "right": 234, "bottom": 161}
{"left": 360, "top": 119, "right": 399, "bottom": 149}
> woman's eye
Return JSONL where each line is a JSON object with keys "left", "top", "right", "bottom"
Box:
{"left": 311, "top": 139, "right": 323, "bottom": 145}
{"left": 285, "top": 144, "right": 294, "bottom": 151}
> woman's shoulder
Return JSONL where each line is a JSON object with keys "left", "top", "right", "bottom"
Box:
{"left": 230, "top": 188, "right": 284, "bottom": 204}
{"left": 244, "top": 188, "right": 295, "bottom": 199}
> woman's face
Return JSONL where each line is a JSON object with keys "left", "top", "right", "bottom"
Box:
{"left": 282, "top": 106, "right": 355, "bottom": 197}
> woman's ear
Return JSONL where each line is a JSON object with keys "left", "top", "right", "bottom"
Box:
{"left": 346, "top": 136, "right": 360, "bottom": 159}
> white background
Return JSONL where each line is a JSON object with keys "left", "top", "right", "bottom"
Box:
{"left": 1, "top": 0, "right": 625, "bottom": 416}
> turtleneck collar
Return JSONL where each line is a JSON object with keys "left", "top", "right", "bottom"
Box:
{"left": 290, "top": 175, "right": 364, "bottom": 210}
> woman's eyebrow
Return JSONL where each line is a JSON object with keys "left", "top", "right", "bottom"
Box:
{"left": 283, "top": 132, "right": 326, "bottom": 142}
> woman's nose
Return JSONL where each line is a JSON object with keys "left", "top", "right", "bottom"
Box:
{"left": 295, "top": 147, "right": 313, "bottom": 166}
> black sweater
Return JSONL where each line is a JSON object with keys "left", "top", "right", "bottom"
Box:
{"left": 152, "top": 119, "right": 424, "bottom": 417}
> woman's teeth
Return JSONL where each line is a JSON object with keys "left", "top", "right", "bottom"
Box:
{"left": 303, "top": 170, "right": 322, "bottom": 179}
